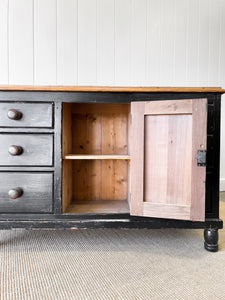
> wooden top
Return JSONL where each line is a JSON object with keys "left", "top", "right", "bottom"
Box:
{"left": 0, "top": 85, "right": 224, "bottom": 93}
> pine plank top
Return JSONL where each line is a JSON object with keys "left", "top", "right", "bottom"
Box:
{"left": 0, "top": 85, "right": 224, "bottom": 93}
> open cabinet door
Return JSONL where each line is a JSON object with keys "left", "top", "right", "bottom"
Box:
{"left": 130, "top": 99, "right": 207, "bottom": 221}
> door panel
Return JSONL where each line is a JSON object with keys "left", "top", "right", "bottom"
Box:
{"left": 144, "top": 114, "right": 192, "bottom": 206}
{"left": 130, "top": 99, "right": 207, "bottom": 221}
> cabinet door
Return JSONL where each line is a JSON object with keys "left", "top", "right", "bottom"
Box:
{"left": 130, "top": 99, "right": 207, "bottom": 221}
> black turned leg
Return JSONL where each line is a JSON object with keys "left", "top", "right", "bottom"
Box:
{"left": 204, "top": 228, "right": 218, "bottom": 252}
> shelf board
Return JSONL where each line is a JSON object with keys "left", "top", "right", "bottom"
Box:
{"left": 65, "top": 200, "right": 130, "bottom": 214}
{"left": 63, "top": 154, "right": 131, "bottom": 160}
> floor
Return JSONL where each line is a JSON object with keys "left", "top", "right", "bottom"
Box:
{"left": 0, "top": 196, "right": 224, "bottom": 300}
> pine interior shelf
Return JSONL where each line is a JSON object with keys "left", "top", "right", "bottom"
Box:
{"left": 63, "top": 154, "right": 131, "bottom": 160}
{"left": 65, "top": 200, "right": 129, "bottom": 214}
{"left": 62, "top": 102, "right": 130, "bottom": 214}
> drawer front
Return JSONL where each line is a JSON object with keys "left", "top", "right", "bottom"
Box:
{"left": 0, "top": 102, "right": 53, "bottom": 128}
{"left": 0, "top": 134, "right": 53, "bottom": 166}
{"left": 0, "top": 173, "right": 53, "bottom": 213}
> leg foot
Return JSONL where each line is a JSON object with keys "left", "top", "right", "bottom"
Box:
{"left": 204, "top": 228, "right": 218, "bottom": 252}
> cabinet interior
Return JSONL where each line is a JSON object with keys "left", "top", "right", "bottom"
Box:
{"left": 62, "top": 103, "right": 131, "bottom": 214}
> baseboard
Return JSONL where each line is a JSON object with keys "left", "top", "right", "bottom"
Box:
{"left": 220, "top": 179, "right": 225, "bottom": 191}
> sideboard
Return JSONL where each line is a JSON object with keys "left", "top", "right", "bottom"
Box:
{"left": 0, "top": 86, "right": 224, "bottom": 252}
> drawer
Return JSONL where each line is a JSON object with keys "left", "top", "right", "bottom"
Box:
{"left": 0, "top": 134, "right": 53, "bottom": 166}
{"left": 0, "top": 102, "right": 53, "bottom": 128}
{"left": 0, "top": 172, "right": 53, "bottom": 213}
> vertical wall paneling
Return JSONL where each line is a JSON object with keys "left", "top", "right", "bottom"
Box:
{"left": 173, "top": 0, "right": 188, "bottom": 85}
{"left": 78, "top": 0, "right": 97, "bottom": 85}
{"left": 57, "top": 0, "right": 78, "bottom": 85}
{"left": 208, "top": 0, "right": 220, "bottom": 86}
{"left": 0, "top": 0, "right": 9, "bottom": 84}
{"left": 146, "top": 0, "right": 162, "bottom": 85}
{"left": 34, "top": 0, "right": 57, "bottom": 85}
{"left": 219, "top": 0, "right": 225, "bottom": 191}
{"left": 197, "top": 0, "right": 210, "bottom": 86}
{"left": 130, "top": 0, "right": 147, "bottom": 85}
{"left": 114, "top": 0, "right": 131, "bottom": 85}
{"left": 218, "top": 0, "right": 225, "bottom": 88}
{"left": 97, "top": 0, "right": 115, "bottom": 85}
{"left": 186, "top": 0, "right": 199, "bottom": 86}
{"left": 9, "top": 0, "right": 33, "bottom": 84}
{"left": 159, "top": 0, "right": 175, "bottom": 86}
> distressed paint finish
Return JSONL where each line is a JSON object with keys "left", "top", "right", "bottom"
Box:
{"left": 0, "top": 102, "right": 53, "bottom": 128}
{"left": 0, "top": 89, "right": 222, "bottom": 252}
{"left": 0, "top": 172, "right": 53, "bottom": 213}
{"left": 0, "top": 134, "right": 53, "bottom": 166}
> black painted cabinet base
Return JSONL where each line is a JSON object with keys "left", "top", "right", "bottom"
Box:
{"left": 0, "top": 215, "right": 223, "bottom": 252}
{"left": 0, "top": 89, "right": 223, "bottom": 252}
{"left": 204, "top": 228, "right": 219, "bottom": 252}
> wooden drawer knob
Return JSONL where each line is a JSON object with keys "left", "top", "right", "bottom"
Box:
{"left": 7, "top": 109, "right": 22, "bottom": 120}
{"left": 8, "top": 145, "right": 23, "bottom": 156}
{"left": 8, "top": 187, "right": 23, "bottom": 199}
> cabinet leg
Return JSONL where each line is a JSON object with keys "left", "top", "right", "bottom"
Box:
{"left": 204, "top": 228, "right": 218, "bottom": 252}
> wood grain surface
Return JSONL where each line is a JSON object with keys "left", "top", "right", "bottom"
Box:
{"left": 0, "top": 85, "right": 224, "bottom": 93}
{"left": 130, "top": 102, "right": 145, "bottom": 215}
{"left": 190, "top": 98, "right": 207, "bottom": 221}
{"left": 130, "top": 98, "right": 207, "bottom": 221}
{"left": 62, "top": 103, "right": 130, "bottom": 212}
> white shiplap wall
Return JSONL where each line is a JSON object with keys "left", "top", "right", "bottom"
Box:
{"left": 0, "top": 0, "right": 224, "bottom": 189}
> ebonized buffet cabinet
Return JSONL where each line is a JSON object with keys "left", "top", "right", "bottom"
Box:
{"left": 0, "top": 86, "right": 224, "bottom": 252}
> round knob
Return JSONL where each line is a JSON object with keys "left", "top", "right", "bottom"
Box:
{"left": 8, "top": 187, "right": 23, "bottom": 199}
{"left": 8, "top": 145, "right": 23, "bottom": 156}
{"left": 7, "top": 109, "right": 22, "bottom": 120}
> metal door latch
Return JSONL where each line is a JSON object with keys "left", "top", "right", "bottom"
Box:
{"left": 195, "top": 150, "right": 207, "bottom": 166}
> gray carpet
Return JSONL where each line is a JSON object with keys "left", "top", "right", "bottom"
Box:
{"left": 221, "top": 191, "right": 225, "bottom": 202}
{"left": 0, "top": 201, "right": 225, "bottom": 300}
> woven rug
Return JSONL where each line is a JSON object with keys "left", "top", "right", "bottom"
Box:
{"left": 0, "top": 200, "right": 224, "bottom": 300}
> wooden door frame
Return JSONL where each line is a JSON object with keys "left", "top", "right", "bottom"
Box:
{"left": 130, "top": 99, "right": 207, "bottom": 221}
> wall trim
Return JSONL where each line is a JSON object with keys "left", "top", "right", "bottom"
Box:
{"left": 220, "top": 179, "right": 225, "bottom": 191}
